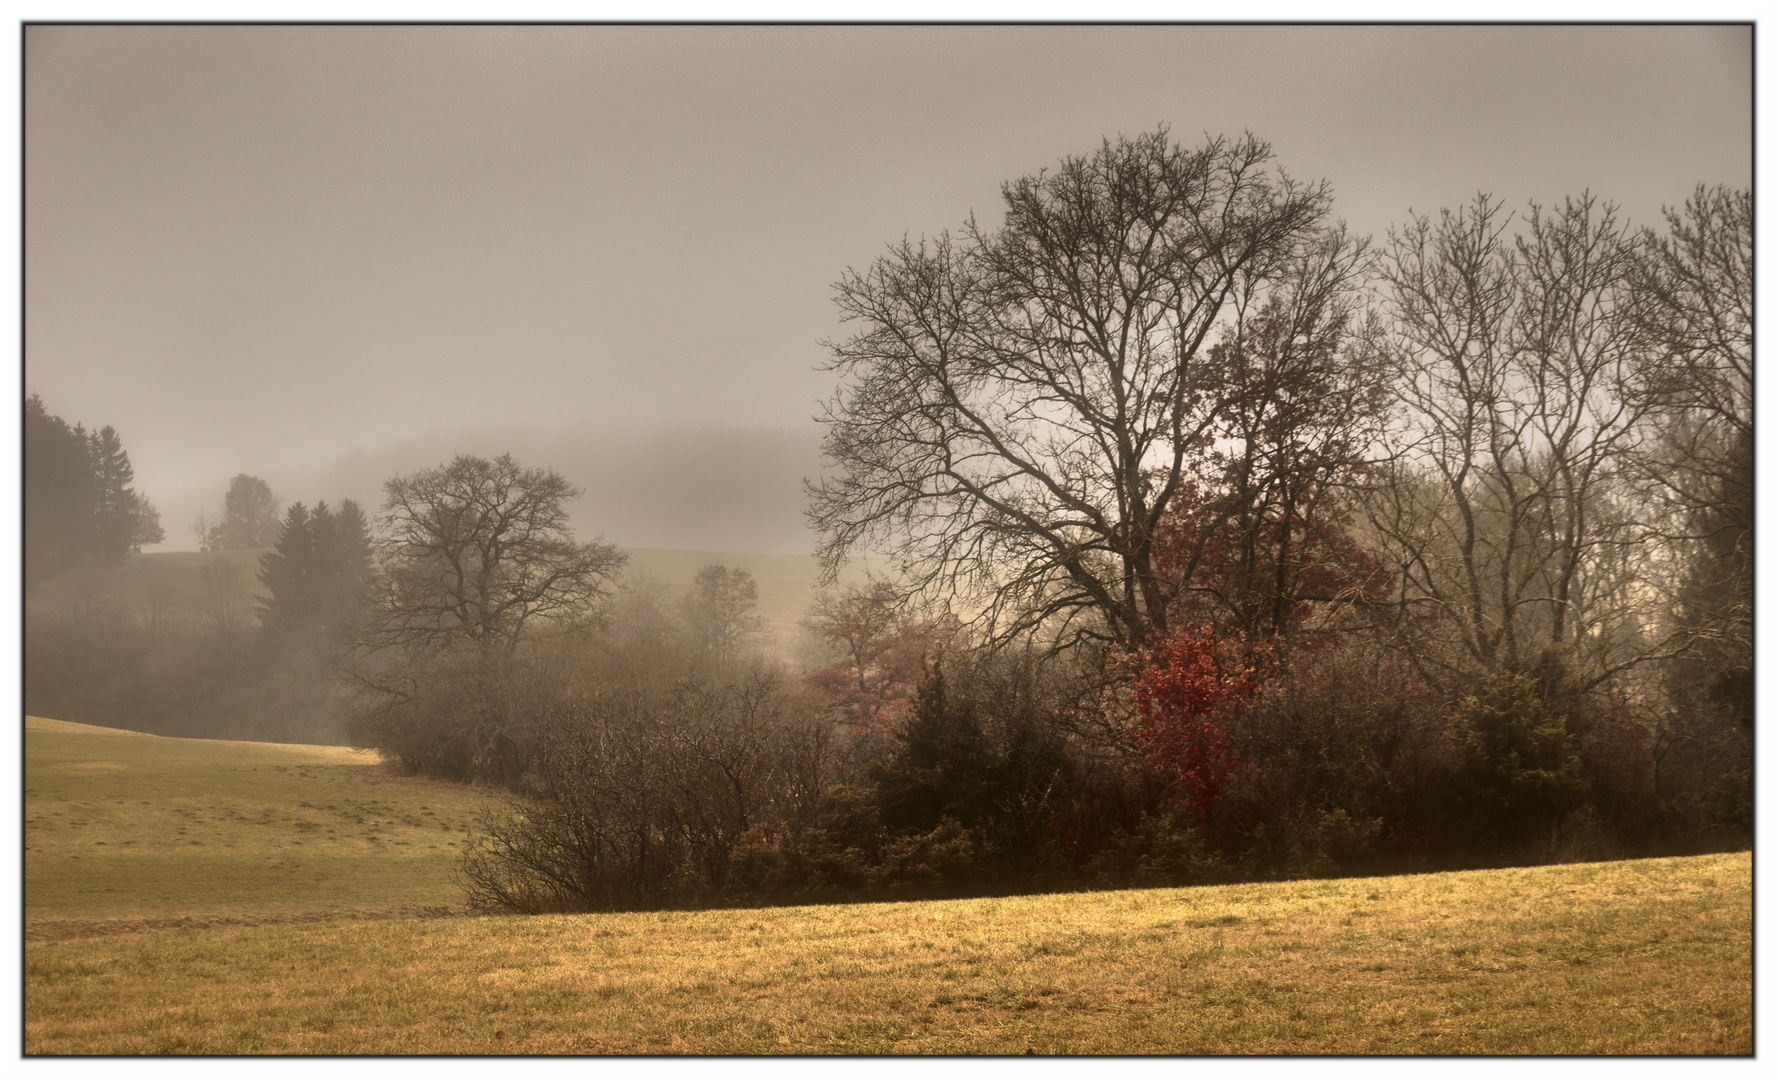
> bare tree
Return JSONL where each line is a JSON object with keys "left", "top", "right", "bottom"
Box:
{"left": 808, "top": 128, "right": 1338, "bottom": 649}
{"left": 191, "top": 509, "right": 216, "bottom": 552}
{"left": 1159, "top": 226, "right": 1392, "bottom": 644}
{"left": 802, "top": 577, "right": 947, "bottom": 729}
{"left": 1626, "top": 185, "right": 1752, "bottom": 659}
{"left": 1628, "top": 185, "right": 1751, "bottom": 458}
{"left": 1368, "top": 193, "right": 1656, "bottom": 689}
{"left": 358, "top": 453, "right": 626, "bottom": 666}
{"left": 679, "top": 564, "right": 766, "bottom": 663}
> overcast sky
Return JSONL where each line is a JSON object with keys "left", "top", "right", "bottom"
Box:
{"left": 22, "top": 24, "right": 1752, "bottom": 554}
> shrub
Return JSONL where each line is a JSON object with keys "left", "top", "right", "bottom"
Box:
{"left": 1447, "top": 668, "right": 1587, "bottom": 860}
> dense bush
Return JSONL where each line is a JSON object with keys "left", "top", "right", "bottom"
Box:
{"left": 1445, "top": 668, "right": 1588, "bottom": 862}
{"left": 455, "top": 658, "right": 827, "bottom": 912}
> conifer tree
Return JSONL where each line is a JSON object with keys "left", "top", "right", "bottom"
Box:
{"left": 316, "top": 499, "right": 375, "bottom": 633}
{"left": 24, "top": 395, "right": 154, "bottom": 580}
{"left": 258, "top": 503, "right": 314, "bottom": 636}
{"left": 258, "top": 498, "right": 375, "bottom": 640}
{"left": 24, "top": 396, "right": 95, "bottom": 580}
{"left": 89, "top": 425, "right": 140, "bottom": 562}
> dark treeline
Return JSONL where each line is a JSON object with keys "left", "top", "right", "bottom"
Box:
{"left": 24, "top": 394, "right": 163, "bottom": 583}
{"left": 23, "top": 129, "right": 1750, "bottom": 912}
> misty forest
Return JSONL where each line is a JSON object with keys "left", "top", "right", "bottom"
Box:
{"left": 24, "top": 129, "right": 1751, "bottom": 914}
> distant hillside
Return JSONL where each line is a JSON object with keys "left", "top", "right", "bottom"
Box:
{"left": 25, "top": 546, "right": 866, "bottom": 663}
{"left": 151, "top": 422, "right": 831, "bottom": 559}
{"left": 23, "top": 549, "right": 271, "bottom": 620}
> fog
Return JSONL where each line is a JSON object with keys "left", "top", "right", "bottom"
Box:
{"left": 208, "top": 421, "right": 827, "bottom": 555}
{"left": 23, "top": 25, "right": 1752, "bottom": 554}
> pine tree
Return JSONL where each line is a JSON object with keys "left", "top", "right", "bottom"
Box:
{"left": 89, "top": 425, "right": 140, "bottom": 562}
{"left": 258, "top": 503, "right": 314, "bottom": 636}
{"left": 24, "top": 395, "right": 153, "bottom": 580}
{"left": 873, "top": 670, "right": 996, "bottom": 833}
{"left": 258, "top": 498, "right": 374, "bottom": 640}
{"left": 316, "top": 499, "right": 375, "bottom": 633}
{"left": 24, "top": 395, "right": 94, "bottom": 580}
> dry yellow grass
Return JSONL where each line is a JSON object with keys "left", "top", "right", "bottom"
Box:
{"left": 26, "top": 851, "right": 1750, "bottom": 1055}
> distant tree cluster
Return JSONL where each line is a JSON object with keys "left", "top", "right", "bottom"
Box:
{"left": 258, "top": 500, "right": 375, "bottom": 642}
{"left": 25, "top": 461, "right": 380, "bottom": 745}
{"left": 24, "top": 394, "right": 162, "bottom": 583}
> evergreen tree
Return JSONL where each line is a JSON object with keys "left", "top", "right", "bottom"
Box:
{"left": 258, "top": 503, "right": 315, "bottom": 636}
{"left": 258, "top": 498, "right": 375, "bottom": 640}
{"left": 24, "top": 395, "right": 94, "bottom": 580}
{"left": 873, "top": 670, "right": 996, "bottom": 833}
{"left": 315, "top": 499, "right": 375, "bottom": 633}
{"left": 89, "top": 425, "right": 140, "bottom": 562}
{"left": 24, "top": 395, "right": 153, "bottom": 581}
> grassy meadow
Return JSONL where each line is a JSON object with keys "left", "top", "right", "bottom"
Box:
{"left": 25, "top": 716, "right": 496, "bottom": 930}
{"left": 24, "top": 548, "right": 271, "bottom": 619}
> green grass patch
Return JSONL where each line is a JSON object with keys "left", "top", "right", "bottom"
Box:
{"left": 25, "top": 716, "right": 497, "bottom": 926}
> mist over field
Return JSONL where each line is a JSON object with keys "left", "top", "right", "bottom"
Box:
{"left": 157, "top": 421, "right": 826, "bottom": 556}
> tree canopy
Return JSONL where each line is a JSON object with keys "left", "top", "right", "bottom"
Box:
{"left": 24, "top": 394, "right": 155, "bottom": 582}
{"left": 360, "top": 453, "right": 626, "bottom": 662}
{"left": 807, "top": 128, "right": 1352, "bottom": 649}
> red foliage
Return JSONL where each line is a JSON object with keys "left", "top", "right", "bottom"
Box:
{"left": 1125, "top": 626, "right": 1264, "bottom": 824}
{"left": 1148, "top": 297, "right": 1393, "bottom": 646}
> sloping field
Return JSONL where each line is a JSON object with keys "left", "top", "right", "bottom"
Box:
{"left": 24, "top": 716, "right": 498, "bottom": 934}
{"left": 23, "top": 719, "right": 1752, "bottom": 1054}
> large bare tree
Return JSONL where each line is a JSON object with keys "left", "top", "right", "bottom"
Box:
{"left": 807, "top": 128, "right": 1341, "bottom": 648}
